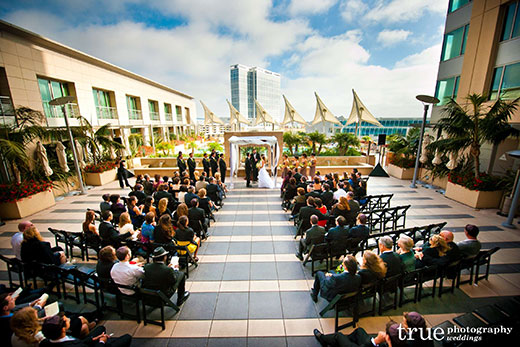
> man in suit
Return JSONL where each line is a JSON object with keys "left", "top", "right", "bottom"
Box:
{"left": 128, "top": 184, "right": 146, "bottom": 205}
{"left": 153, "top": 184, "right": 173, "bottom": 205}
{"left": 142, "top": 174, "right": 154, "bottom": 196}
{"left": 142, "top": 247, "right": 190, "bottom": 306}
{"left": 325, "top": 216, "right": 349, "bottom": 243}
{"left": 378, "top": 236, "right": 403, "bottom": 277}
{"left": 244, "top": 152, "right": 252, "bottom": 187}
{"left": 184, "top": 186, "right": 198, "bottom": 205}
{"left": 187, "top": 152, "right": 196, "bottom": 182}
{"left": 40, "top": 313, "right": 132, "bottom": 347}
{"left": 206, "top": 177, "right": 222, "bottom": 206}
{"left": 345, "top": 191, "right": 360, "bottom": 226}
{"left": 348, "top": 214, "right": 370, "bottom": 240}
{"left": 251, "top": 149, "right": 260, "bottom": 182}
{"left": 188, "top": 199, "right": 208, "bottom": 237}
{"left": 210, "top": 152, "right": 219, "bottom": 177}
{"left": 310, "top": 255, "right": 361, "bottom": 302}
{"left": 320, "top": 183, "right": 334, "bottom": 208}
{"left": 456, "top": 224, "right": 481, "bottom": 258}
{"left": 314, "top": 322, "right": 399, "bottom": 347}
{"left": 218, "top": 153, "right": 227, "bottom": 183}
{"left": 99, "top": 211, "right": 132, "bottom": 248}
{"left": 202, "top": 153, "right": 210, "bottom": 177}
{"left": 296, "top": 215, "right": 325, "bottom": 260}
{"left": 196, "top": 173, "right": 208, "bottom": 192}
{"left": 177, "top": 152, "right": 187, "bottom": 175}
{"left": 297, "top": 197, "right": 327, "bottom": 236}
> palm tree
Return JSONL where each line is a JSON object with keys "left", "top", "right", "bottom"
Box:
{"left": 306, "top": 131, "right": 328, "bottom": 154}
{"left": 430, "top": 94, "right": 519, "bottom": 179}
{"left": 331, "top": 132, "right": 360, "bottom": 155}
{"left": 283, "top": 132, "right": 300, "bottom": 155}
{"left": 75, "top": 118, "right": 125, "bottom": 164}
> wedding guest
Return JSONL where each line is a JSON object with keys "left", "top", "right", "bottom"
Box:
{"left": 397, "top": 235, "right": 416, "bottom": 273}
{"left": 100, "top": 194, "right": 111, "bottom": 213}
{"left": 128, "top": 184, "right": 146, "bottom": 206}
{"left": 99, "top": 211, "right": 132, "bottom": 248}
{"left": 154, "top": 214, "right": 175, "bottom": 244}
{"left": 379, "top": 236, "right": 403, "bottom": 277}
{"left": 172, "top": 203, "right": 189, "bottom": 225}
{"left": 156, "top": 198, "right": 172, "bottom": 221}
{"left": 314, "top": 198, "right": 328, "bottom": 228}
{"left": 175, "top": 216, "right": 200, "bottom": 261}
{"left": 118, "top": 212, "right": 135, "bottom": 236}
{"left": 96, "top": 246, "right": 117, "bottom": 281}
{"left": 331, "top": 196, "right": 351, "bottom": 222}
{"left": 127, "top": 196, "right": 144, "bottom": 228}
{"left": 82, "top": 211, "right": 101, "bottom": 249}
{"left": 140, "top": 213, "right": 155, "bottom": 244}
{"left": 11, "top": 221, "right": 32, "bottom": 261}
{"left": 296, "top": 215, "right": 325, "bottom": 261}
{"left": 142, "top": 196, "right": 156, "bottom": 216}
{"left": 456, "top": 224, "right": 481, "bottom": 258}
{"left": 348, "top": 214, "right": 370, "bottom": 241}
{"left": 358, "top": 250, "right": 387, "bottom": 285}
{"left": 109, "top": 194, "right": 126, "bottom": 223}
{"left": 143, "top": 175, "right": 154, "bottom": 196}
{"left": 110, "top": 246, "right": 144, "bottom": 295}
{"left": 10, "top": 306, "right": 44, "bottom": 346}
{"left": 21, "top": 226, "right": 65, "bottom": 266}
{"left": 310, "top": 255, "right": 361, "bottom": 302}
{"left": 415, "top": 234, "right": 450, "bottom": 268}
{"left": 333, "top": 182, "right": 348, "bottom": 201}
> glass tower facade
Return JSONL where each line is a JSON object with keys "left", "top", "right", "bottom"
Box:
{"left": 340, "top": 118, "right": 426, "bottom": 137}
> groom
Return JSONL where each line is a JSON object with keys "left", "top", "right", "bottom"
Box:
{"left": 244, "top": 152, "right": 252, "bottom": 188}
{"left": 251, "top": 149, "right": 260, "bottom": 182}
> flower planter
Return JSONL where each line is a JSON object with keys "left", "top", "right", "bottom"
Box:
{"left": 0, "top": 190, "right": 55, "bottom": 219}
{"left": 387, "top": 163, "right": 415, "bottom": 180}
{"left": 84, "top": 169, "right": 117, "bottom": 186}
{"left": 445, "top": 181, "right": 503, "bottom": 209}
{"left": 419, "top": 168, "right": 448, "bottom": 190}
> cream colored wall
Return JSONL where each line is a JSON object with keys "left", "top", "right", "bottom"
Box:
{"left": 0, "top": 31, "right": 197, "bottom": 129}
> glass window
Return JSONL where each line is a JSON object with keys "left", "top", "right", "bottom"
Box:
{"left": 501, "top": 2, "right": 519, "bottom": 41}
{"left": 448, "top": 0, "right": 470, "bottom": 13}
{"left": 441, "top": 25, "right": 469, "bottom": 61}
{"left": 175, "top": 105, "right": 182, "bottom": 122}
{"left": 491, "top": 62, "right": 520, "bottom": 99}
{"left": 435, "top": 76, "right": 460, "bottom": 105}
{"left": 37, "top": 77, "right": 71, "bottom": 118}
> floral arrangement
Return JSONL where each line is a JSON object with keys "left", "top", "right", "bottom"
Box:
{"left": 448, "top": 171, "right": 507, "bottom": 191}
{"left": 84, "top": 161, "right": 117, "bottom": 173}
{"left": 0, "top": 180, "right": 53, "bottom": 203}
{"left": 389, "top": 155, "right": 415, "bottom": 169}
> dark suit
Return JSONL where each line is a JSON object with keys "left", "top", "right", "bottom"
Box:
{"left": 202, "top": 157, "right": 210, "bottom": 176}
{"left": 129, "top": 190, "right": 146, "bottom": 205}
{"left": 312, "top": 271, "right": 361, "bottom": 302}
{"left": 321, "top": 190, "right": 334, "bottom": 208}
{"left": 99, "top": 221, "right": 131, "bottom": 248}
{"left": 325, "top": 225, "right": 349, "bottom": 243}
{"left": 298, "top": 206, "right": 327, "bottom": 234}
{"left": 187, "top": 157, "right": 196, "bottom": 181}
{"left": 320, "top": 328, "right": 383, "bottom": 347}
{"left": 188, "top": 206, "right": 207, "bottom": 237}
{"left": 21, "top": 238, "right": 59, "bottom": 265}
{"left": 348, "top": 225, "right": 370, "bottom": 240}
{"left": 184, "top": 192, "right": 199, "bottom": 205}
{"left": 358, "top": 268, "right": 380, "bottom": 285}
{"left": 380, "top": 251, "right": 403, "bottom": 277}
{"left": 142, "top": 262, "right": 186, "bottom": 300}
{"left": 210, "top": 156, "right": 219, "bottom": 176}
{"left": 154, "top": 190, "right": 173, "bottom": 204}
{"left": 219, "top": 158, "right": 227, "bottom": 183}
{"left": 206, "top": 183, "right": 220, "bottom": 204}
{"left": 177, "top": 156, "right": 187, "bottom": 174}
{"left": 245, "top": 157, "right": 252, "bottom": 187}
{"left": 298, "top": 224, "right": 325, "bottom": 256}
{"left": 252, "top": 152, "right": 260, "bottom": 181}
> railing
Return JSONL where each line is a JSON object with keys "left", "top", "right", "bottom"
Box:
{"left": 165, "top": 112, "right": 173, "bottom": 121}
{"left": 43, "top": 102, "right": 80, "bottom": 118}
{"left": 128, "top": 109, "right": 142, "bottom": 120}
{"left": 96, "top": 106, "right": 118, "bottom": 120}
{"left": 150, "top": 111, "right": 160, "bottom": 121}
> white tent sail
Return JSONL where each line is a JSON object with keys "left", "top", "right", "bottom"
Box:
{"left": 254, "top": 100, "right": 275, "bottom": 126}
{"left": 201, "top": 100, "right": 224, "bottom": 125}
{"left": 282, "top": 95, "right": 307, "bottom": 126}
{"left": 311, "top": 92, "right": 341, "bottom": 126}
{"left": 346, "top": 89, "right": 383, "bottom": 134}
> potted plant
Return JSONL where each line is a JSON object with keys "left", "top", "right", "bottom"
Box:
{"left": 84, "top": 161, "right": 117, "bottom": 186}
{"left": 429, "top": 94, "right": 519, "bottom": 209}
{"left": 385, "top": 128, "right": 420, "bottom": 180}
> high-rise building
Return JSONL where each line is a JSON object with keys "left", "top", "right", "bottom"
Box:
{"left": 230, "top": 64, "right": 281, "bottom": 121}
{"left": 431, "top": 0, "right": 519, "bottom": 174}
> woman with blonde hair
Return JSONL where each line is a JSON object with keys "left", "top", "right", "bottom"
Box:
{"left": 416, "top": 234, "right": 450, "bottom": 268}
{"left": 10, "top": 307, "right": 44, "bottom": 346}
{"left": 359, "top": 250, "right": 387, "bottom": 284}
{"left": 157, "top": 197, "right": 172, "bottom": 220}
{"left": 118, "top": 212, "right": 135, "bottom": 236}
{"left": 21, "top": 226, "right": 65, "bottom": 265}
{"left": 397, "top": 235, "right": 416, "bottom": 272}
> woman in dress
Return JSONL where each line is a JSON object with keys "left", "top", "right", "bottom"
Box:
{"left": 281, "top": 154, "right": 290, "bottom": 179}
{"left": 300, "top": 153, "right": 308, "bottom": 176}
{"left": 308, "top": 153, "right": 317, "bottom": 178}
{"left": 258, "top": 154, "right": 275, "bottom": 189}
{"left": 82, "top": 210, "right": 101, "bottom": 249}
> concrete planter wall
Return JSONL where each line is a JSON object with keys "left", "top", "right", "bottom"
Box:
{"left": 0, "top": 190, "right": 55, "bottom": 219}
{"left": 445, "top": 181, "right": 503, "bottom": 209}
{"left": 387, "top": 163, "right": 414, "bottom": 180}
{"left": 84, "top": 169, "right": 117, "bottom": 186}
{"left": 418, "top": 168, "right": 448, "bottom": 190}
{"left": 52, "top": 176, "right": 80, "bottom": 197}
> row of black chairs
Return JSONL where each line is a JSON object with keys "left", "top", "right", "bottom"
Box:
{"left": 359, "top": 193, "right": 393, "bottom": 212}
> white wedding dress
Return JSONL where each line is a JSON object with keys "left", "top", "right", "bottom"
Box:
{"left": 258, "top": 160, "right": 275, "bottom": 189}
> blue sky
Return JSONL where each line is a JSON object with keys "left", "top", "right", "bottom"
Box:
{"left": 0, "top": 0, "right": 448, "bottom": 121}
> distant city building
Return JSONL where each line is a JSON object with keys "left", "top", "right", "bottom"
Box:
{"left": 230, "top": 64, "right": 281, "bottom": 121}
{"left": 340, "top": 117, "right": 425, "bottom": 137}
{"left": 199, "top": 117, "right": 232, "bottom": 137}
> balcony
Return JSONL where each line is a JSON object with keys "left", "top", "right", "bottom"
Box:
{"left": 150, "top": 111, "right": 160, "bottom": 121}
{"left": 0, "top": 96, "right": 15, "bottom": 126}
{"left": 165, "top": 112, "right": 173, "bottom": 121}
{"left": 43, "top": 102, "right": 81, "bottom": 119}
{"left": 96, "top": 106, "right": 118, "bottom": 120}
{"left": 128, "top": 109, "right": 142, "bottom": 120}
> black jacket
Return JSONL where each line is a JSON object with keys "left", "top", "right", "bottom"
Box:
{"left": 143, "top": 262, "right": 182, "bottom": 297}
{"left": 177, "top": 157, "right": 187, "bottom": 173}
{"left": 188, "top": 207, "right": 206, "bottom": 224}
{"left": 321, "top": 190, "right": 334, "bottom": 207}
{"left": 184, "top": 192, "right": 199, "bottom": 205}
{"left": 210, "top": 156, "right": 219, "bottom": 174}
{"left": 303, "top": 225, "right": 326, "bottom": 252}
{"left": 99, "top": 221, "right": 131, "bottom": 248}
{"left": 319, "top": 271, "right": 362, "bottom": 302}
{"left": 245, "top": 157, "right": 252, "bottom": 175}
{"left": 325, "top": 225, "right": 349, "bottom": 243}
{"left": 206, "top": 183, "right": 220, "bottom": 202}
{"left": 380, "top": 251, "right": 403, "bottom": 277}
{"left": 187, "top": 157, "right": 196, "bottom": 172}
{"left": 21, "top": 238, "right": 58, "bottom": 265}
{"left": 348, "top": 225, "right": 370, "bottom": 240}
{"left": 219, "top": 158, "right": 227, "bottom": 173}
{"left": 202, "top": 157, "right": 210, "bottom": 173}
{"left": 298, "top": 206, "right": 327, "bottom": 233}
{"left": 154, "top": 190, "right": 173, "bottom": 203}
{"left": 96, "top": 260, "right": 116, "bottom": 281}
{"left": 358, "top": 268, "right": 381, "bottom": 285}
{"left": 129, "top": 190, "right": 146, "bottom": 205}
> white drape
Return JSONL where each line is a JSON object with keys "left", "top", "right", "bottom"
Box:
{"left": 228, "top": 136, "right": 280, "bottom": 189}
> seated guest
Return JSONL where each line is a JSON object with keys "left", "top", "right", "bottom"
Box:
{"left": 320, "top": 183, "right": 334, "bottom": 208}
{"left": 109, "top": 194, "right": 126, "bottom": 223}
{"left": 118, "top": 212, "right": 135, "bottom": 236}
{"left": 378, "top": 236, "right": 403, "bottom": 277}
{"left": 100, "top": 194, "right": 111, "bottom": 213}
{"left": 153, "top": 174, "right": 163, "bottom": 190}
{"left": 296, "top": 175, "right": 307, "bottom": 191}
{"left": 296, "top": 215, "right": 325, "bottom": 261}
{"left": 439, "top": 230, "right": 461, "bottom": 262}
{"left": 348, "top": 214, "right": 370, "bottom": 240}
{"left": 297, "top": 197, "right": 326, "bottom": 233}
{"left": 99, "top": 211, "right": 132, "bottom": 248}
{"left": 188, "top": 199, "right": 208, "bottom": 238}
{"left": 126, "top": 196, "right": 144, "bottom": 229}
{"left": 206, "top": 177, "right": 222, "bottom": 206}
{"left": 96, "top": 246, "right": 117, "bottom": 281}
{"left": 154, "top": 214, "right": 175, "bottom": 244}
{"left": 1, "top": 294, "right": 47, "bottom": 347}
{"left": 396, "top": 235, "right": 415, "bottom": 273}
{"left": 156, "top": 198, "right": 172, "bottom": 221}
{"left": 11, "top": 221, "right": 32, "bottom": 261}
{"left": 177, "top": 185, "right": 188, "bottom": 204}
{"left": 154, "top": 184, "right": 173, "bottom": 205}
{"left": 142, "top": 196, "right": 156, "bottom": 216}
{"left": 195, "top": 175, "right": 208, "bottom": 192}
{"left": 333, "top": 182, "right": 348, "bottom": 201}
{"left": 314, "top": 198, "right": 328, "bottom": 228}
{"left": 355, "top": 180, "right": 367, "bottom": 202}
{"left": 172, "top": 203, "right": 189, "bottom": 225}
{"left": 312, "top": 176, "right": 322, "bottom": 191}
{"left": 110, "top": 246, "right": 144, "bottom": 295}
{"left": 331, "top": 196, "right": 351, "bottom": 223}
{"left": 140, "top": 213, "right": 155, "bottom": 244}
{"left": 456, "top": 224, "right": 481, "bottom": 258}
{"left": 21, "top": 226, "right": 65, "bottom": 266}
{"left": 415, "top": 234, "right": 450, "bottom": 268}
{"left": 348, "top": 172, "right": 360, "bottom": 189}
{"left": 283, "top": 178, "right": 298, "bottom": 203}
{"left": 345, "top": 192, "right": 360, "bottom": 225}
{"left": 175, "top": 216, "right": 200, "bottom": 261}
{"left": 82, "top": 211, "right": 101, "bottom": 249}
{"left": 197, "top": 188, "right": 215, "bottom": 216}
{"left": 310, "top": 255, "right": 361, "bottom": 302}
{"left": 325, "top": 216, "right": 349, "bottom": 243}
{"left": 215, "top": 173, "right": 228, "bottom": 193}
{"left": 10, "top": 306, "right": 45, "bottom": 346}
{"left": 135, "top": 174, "right": 144, "bottom": 185}
{"left": 184, "top": 186, "right": 198, "bottom": 205}
{"left": 143, "top": 174, "right": 153, "bottom": 196}
{"left": 358, "top": 250, "right": 387, "bottom": 285}
{"left": 142, "top": 247, "right": 190, "bottom": 307}
{"left": 40, "top": 313, "right": 131, "bottom": 347}
{"left": 128, "top": 184, "right": 146, "bottom": 206}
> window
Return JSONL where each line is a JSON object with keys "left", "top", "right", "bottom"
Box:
{"left": 37, "top": 77, "right": 74, "bottom": 118}
{"left": 441, "top": 25, "right": 469, "bottom": 61}
{"left": 448, "top": 0, "right": 470, "bottom": 13}
{"left": 148, "top": 100, "right": 159, "bottom": 121}
{"left": 164, "top": 103, "right": 172, "bottom": 121}
{"left": 490, "top": 62, "right": 520, "bottom": 100}
{"left": 92, "top": 88, "right": 117, "bottom": 119}
{"left": 435, "top": 76, "right": 460, "bottom": 105}
{"left": 126, "top": 95, "right": 142, "bottom": 120}
{"left": 502, "top": 1, "right": 520, "bottom": 41}
{"left": 175, "top": 105, "right": 182, "bottom": 122}
{"left": 185, "top": 107, "right": 191, "bottom": 124}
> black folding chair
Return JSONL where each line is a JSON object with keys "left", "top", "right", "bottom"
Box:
{"left": 303, "top": 243, "right": 329, "bottom": 275}
{"left": 474, "top": 247, "right": 500, "bottom": 284}
{"left": 319, "top": 291, "right": 360, "bottom": 332}
{"left": 140, "top": 288, "right": 180, "bottom": 330}
{"left": 0, "top": 254, "right": 24, "bottom": 288}
{"left": 378, "top": 273, "right": 401, "bottom": 315}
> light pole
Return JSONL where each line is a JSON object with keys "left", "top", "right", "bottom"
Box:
{"left": 502, "top": 150, "right": 520, "bottom": 229}
{"left": 49, "top": 96, "right": 87, "bottom": 195}
{"left": 410, "top": 95, "right": 439, "bottom": 189}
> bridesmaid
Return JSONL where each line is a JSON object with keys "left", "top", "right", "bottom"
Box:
{"left": 281, "top": 154, "right": 290, "bottom": 178}
{"left": 300, "top": 153, "right": 308, "bottom": 177}
{"left": 309, "top": 153, "right": 317, "bottom": 178}
{"left": 292, "top": 156, "right": 300, "bottom": 173}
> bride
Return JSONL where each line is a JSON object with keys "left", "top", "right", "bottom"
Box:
{"left": 257, "top": 154, "right": 275, "bottom": 189}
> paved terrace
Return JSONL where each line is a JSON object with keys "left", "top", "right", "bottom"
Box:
{"left": 0, "top": 176, "right": 519, "bottom": 347}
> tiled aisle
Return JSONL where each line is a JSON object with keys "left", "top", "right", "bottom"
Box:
{"left": 1, "top": 176, "right": 520, "bottom": 346}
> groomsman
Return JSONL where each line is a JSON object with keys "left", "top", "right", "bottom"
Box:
{"left": 177, "top": 151, "right": 187, "bottom": 174}
{"left": 245, "top": 153, "right": 252, "bottom": 187}
{"left": 210, "top": 152, "right": 219, "bottom": 177}
{"left": 219, "top": 154, "right": 227, "bottom": 183}
{"left": 187, "top": 152, "right": 196, "bottom": 182}
{"left": 252, "top": 149, "right": 260, "bottom": 182}
{"left": 202, "top": 153, "right": 210, "bottom": 177}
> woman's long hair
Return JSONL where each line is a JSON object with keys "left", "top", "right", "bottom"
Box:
{"left": 118, "top": 212, "right": 132, "bottom": 229}
{"left": 176, "top": 203, "right": 189, "bottom": 218}
{"left": 430, "top": 234, "right": 450, "bottom": 257}
{"left": 22, "top": 226, "right": 42, "bottom": 243}
{"left": 335, "top": 196, "right": 350, "bottom": 211}
{"left": 83, "top": 211, "right": 95, "bottom": 233}
{"left": 158, "top": 214, "right": 175, "bottom": 238}
{"left": 362, "top": 250, "right": 387, "bottom": 279}
{"left": 158, "top": 198, "right": 168, "bottom": 215}
{"left": 10, "top": 307, "right": 41, "bottom": 344}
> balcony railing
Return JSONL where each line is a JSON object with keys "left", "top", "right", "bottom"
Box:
{"left": 128, "top": 109, "right": 142, "bottom": 120}
{"left": 43, "top": 102, "right": 80, "bottom": 118}
{"left": 96, "top": 106, "right": 118, "bottom": 120}
{"left": 0, "top": 96, "right": 14, "bottom": 116}
{"left": 150, "top": 111, "right": 160, "bottom": 121}
{"left": 165, "top": 112, "right": 173, "bottom": 121}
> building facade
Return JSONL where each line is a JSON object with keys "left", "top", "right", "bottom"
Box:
{"left": 0, "top": 20, "right": 197, "bottom": 150}
{"left": 198, "top": 117, "right": 232, "bottom": 138}
{"left": 431, "top": 0, "right": 520, "bottom": 173}
{"left": 230, "top": 64, "right": 281, "bottom": 121}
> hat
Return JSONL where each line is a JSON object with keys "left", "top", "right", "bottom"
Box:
{"left": 386, "top": 322, "right": 400, "bottom": 341}
{"left": 152, "top": 247, "right": 168, "bottom": 259}
{"left": 406, "top": 312, "right": 426, "bottom": 328}
{"left": 42, "top": 315, "right": 65, "bottom": 340}
{"left": 18, "top": 221, "right": 33, "bottom": 232}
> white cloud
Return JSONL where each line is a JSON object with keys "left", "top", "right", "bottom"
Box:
{"left": 340, "top": 0, "right": 368, "bottom": 22}
{"left": 377, "top": 29, "right": 412, "bottom": 46}
{"left": 288, "top": 0, "right": 337, "bottom": 16}
{"left": 365, "top": 0, "right": 448, "bottom": 24}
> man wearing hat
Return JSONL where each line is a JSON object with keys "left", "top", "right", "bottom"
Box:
{"left": 142, "top": 247, "right": 190, "bottom": 307}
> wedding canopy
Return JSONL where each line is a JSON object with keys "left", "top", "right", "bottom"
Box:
{"left": 228, "top": 135, "right": 280, "bottom": 189}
